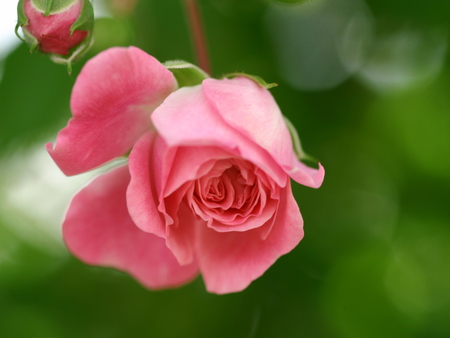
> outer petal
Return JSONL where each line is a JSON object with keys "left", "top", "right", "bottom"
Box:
{"left": 289, "top": 158, "right": 325, "bottom": 188}
{"left": 47, "top": 47, "right": 177, "bottom": 176}
{"left": 127, "top": 131, "right": 166, "bottom": 238}
{"left": 128, "top": 132, "right": 201, "bottom": 266}
{"left": 202, "top": 77, "right": 324, "bottom": 188}
{"left": 164, "top": 197, "right": 203, "bottom": 266}
{"left": 195, "top": 181, "right": 303, "bottom": 294}
{"left": 151, "top": 85, "right": 288, "bottom": 187}
{"left": 63, "top": 165, "right": 198, "bottom": 289}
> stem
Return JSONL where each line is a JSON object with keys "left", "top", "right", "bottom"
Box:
{"left": 183, "top": 0, "right": 211, "bottom": 75}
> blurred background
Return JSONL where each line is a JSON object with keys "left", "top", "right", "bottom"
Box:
{"left": 1, "top": 0, "right": 450, "bottom": 337}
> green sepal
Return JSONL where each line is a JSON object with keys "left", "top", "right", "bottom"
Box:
{"left": 16, "top": 0, "right": 28, "bottom": 42}
{"left": 222, "top": 72, "right": 278, "bottom": 89}
{"left": 44, "top": 0, "right": 54, "bottom": 16}
{"left": 50, "top": 35, "right": 94, "bottom": 74}
{"left": 14, "top": 24, "right": 25, "bottom": 42}
{"left": 14, "top": 0, "right": 28, "bottom": 41}
{"left": 16, "top": 0, "right": 28, "bottom": 26}
{"left": 70, "top": 0, "right": 94, "bottom": 35}
{"left": 22, "top": 28, "right": 39, "bottom": 53}
{"left": 16, "top": 0, "right": 38, "bottom": 50}
{"left": 163, "top": 60, "right": 210, "bottom": 87}
{"left": 284, "top": 116, "right": 320, "bottom": 169}
{"left": 31, "top": 0, "right": 78, "bottom": 15}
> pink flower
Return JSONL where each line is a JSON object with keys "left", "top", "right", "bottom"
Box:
{"left": 47, "top": 47, "right": 325, "bottom": 294}
{"left": 17, "top": 0, "right": 93, "bottom": 55}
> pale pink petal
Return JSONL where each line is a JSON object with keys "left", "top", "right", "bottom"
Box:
{"left": 47, "top": 47, "right": 177, "bottom": 176}
{"left": 206, "top": 198, "right": 278, "bottom": 232}
{"left": 128, "top": 133, "right": 198, "bottom": 265}
{"left": 195, "top": 181, "right": 303, "bottom": 294}
{"left": 164, "top": 146, "right": 235, "bottom": 197}
{"left": 63, "top": 165, "right": 198, "bottom": 289}
{"left": 164, "top": 197, "right": 202, "bottom": 265}
{"left": 127, "top": 131, "right": 166, "bottom": 238}
{"left": 164, "top": 147, "right": 279, "bottom": 232}
{"left": 151, "top": 85, "right": 288, "bottom": 187}
{"left": 286, "top": 159, "right": 325, "bottom": 189}
{"left": 202, "top": 77, "right": 324, "bottom": 188}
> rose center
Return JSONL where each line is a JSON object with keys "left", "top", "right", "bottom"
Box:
{"left": 203, "top": 165, "right": 253, "bottom": 208}
{"left": 188, "top": 160, "right": 265, "bottom": 225}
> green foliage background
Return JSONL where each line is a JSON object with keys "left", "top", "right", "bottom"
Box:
{"left": 1, "top": 0, "right": 450, "bottom": 337}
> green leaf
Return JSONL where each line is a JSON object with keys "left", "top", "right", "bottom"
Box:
{"left": 0, "top": 43, "right": 72, "bottom": 151}
{"left": 163, "top": 60, "right": 210, "bottom": 87}
{"left": 222, "top": 72, "right": 278, "bottom": 89}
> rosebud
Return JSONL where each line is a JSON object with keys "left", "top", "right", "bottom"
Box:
{"left": 16, "top": 0, "right": 94, "bottom": 72}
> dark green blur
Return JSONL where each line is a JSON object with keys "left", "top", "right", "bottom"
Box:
{"left": 1, "top": 0, "right": 449, "bottom": 337}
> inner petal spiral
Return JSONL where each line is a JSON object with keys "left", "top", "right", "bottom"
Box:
{"left": 185, "top": 159, "right": 278, "bottom": 233}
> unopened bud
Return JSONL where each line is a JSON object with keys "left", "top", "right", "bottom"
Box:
{"left": 16, "top": 0, "right": 94, "bottom": 72}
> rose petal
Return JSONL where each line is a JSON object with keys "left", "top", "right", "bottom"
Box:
{"left": 202, "top": 77, "right": 324, "bottom": 188}
{"left": 63, "top": 165, "right": 198, "bottom": 289}
{"left": 164, "top": 147, "right": 234, "bottom": 197}
{"left": 128, "top": 132, "right": 198, "bottom": 265}
{"left": 202, "top": 77, "right": 291, "bottom": 165}
{"left": 127, "top": 131, "right": 166, "bottom": 238}
{"left": 47, "top": 46, "right": 177, "bottom": 176}
{"left": 287, "top": 159, "right": 325, "bottom": 189}
{"left": 162, "top": 147, "right": 279, "bottom": 232}
{"left": 151, "top": 85, "right": 288, "bottom": 187}
{"left": 195, "top": 180, "right": 303, "bottom": 294}
{"left": 206, "top": 198, "right": 278, "bottom": 232}
{"left": 164, "top": 198, "right": 202, "bottom": 265}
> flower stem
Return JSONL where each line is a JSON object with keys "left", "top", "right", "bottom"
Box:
{"left": 183, "top": 0, "right": 211, "bottom": 75}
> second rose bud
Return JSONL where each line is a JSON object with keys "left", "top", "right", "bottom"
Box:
{"left": 16, "top": 0, "right": 94, "bottom": 71}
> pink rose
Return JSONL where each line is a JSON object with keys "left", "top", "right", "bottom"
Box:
{"left": 17, "top": 0, "right": 93, "bottom": 55}
{"left": 47, "top": 47, "right": 324, "bottom": 294}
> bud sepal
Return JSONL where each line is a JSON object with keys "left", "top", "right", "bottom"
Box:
{"left": 222, "top": 72, "right": 278, "bottom": 89}
{"left": 284, "top": 116, "right": 320, "bottom": 169}
{"left": 163, "top": 60, "right": 210, "bottom": 87}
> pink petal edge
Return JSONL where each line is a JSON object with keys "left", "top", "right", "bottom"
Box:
{"left": 196, "top": 180, "right": 304, "bottom": 294}
{"left": 63, "top": 165, "right": 198, "bottom": 289}
{"left": 47, "top": 46, "right": 177, "bottom": 176}
{"left": 151, "top": 85, "right": 288, "bottom": 187}
{"left": 127, "top": 131, "right": 166, "bottom": 238}
{"left": 203, "top": 77, "right": 324, "bottom": 189}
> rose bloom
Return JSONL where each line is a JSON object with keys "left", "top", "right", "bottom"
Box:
{"left": 47, "top": 47, "right": 324, "bottom": 294}
{"left": 19, "top": 0, "right": 91, "bottom": 55}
